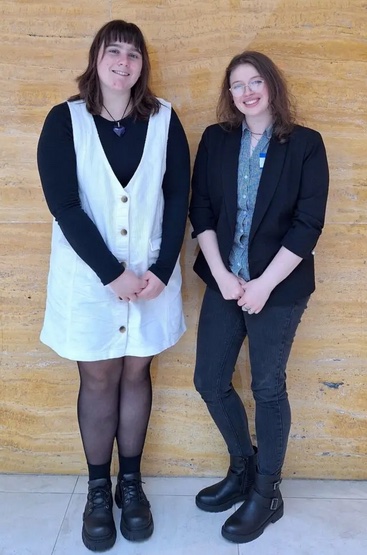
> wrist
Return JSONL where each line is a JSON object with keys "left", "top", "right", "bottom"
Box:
{"left": 258, "top": 272, "right": 277, "bottom": 292}
{"left": 212, "top": 265, "right": 229, "bottom": 282}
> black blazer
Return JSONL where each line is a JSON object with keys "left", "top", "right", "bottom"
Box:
{"left": 189, "top": 123, "right": 329, "bottom": 305}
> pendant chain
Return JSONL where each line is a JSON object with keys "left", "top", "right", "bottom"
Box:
{"left": 102, "top": 99, "right": 131, "bottom": 128}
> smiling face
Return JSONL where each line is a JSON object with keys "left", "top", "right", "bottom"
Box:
{"left": 97, "top": 41, "right": 143, "bottom": 96}
{"left": 229, "top": 63, "right": 271, "bottom": 123}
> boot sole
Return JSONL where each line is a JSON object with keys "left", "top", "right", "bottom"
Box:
{"left": 195, "top": 493, "right": 247, "bottom": 513}
{"left": 221, "top": 503, "right": 284, "bottom": 543}
{"left": 115, "top": 489, "right": 154, "bottom": 542}
{"left": 82, "top": 527, "right": 117, "bottom": 552}
{"left": 120, "top": 518, "right": 154, "bottom": 542}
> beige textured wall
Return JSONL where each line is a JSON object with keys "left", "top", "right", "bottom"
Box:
{"left": 0, "top": 0, "right": 366, "bottom": 478}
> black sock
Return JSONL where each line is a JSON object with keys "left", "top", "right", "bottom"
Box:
{"left": 88, "top": 460, "right": 111, "bottom": 483}
{"left": 118, "top": 453, "right": 142, "bottom": 478}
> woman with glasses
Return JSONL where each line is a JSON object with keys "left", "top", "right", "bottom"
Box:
{"left": 37, "top": 20, "right": 190, "bottom": 552}
{"left": 189, "top": 51, "right": 328, "bottom": 544}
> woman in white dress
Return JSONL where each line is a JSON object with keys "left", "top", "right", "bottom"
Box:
{"left": 37, "top": 19, "right": 190, "bottom": 552}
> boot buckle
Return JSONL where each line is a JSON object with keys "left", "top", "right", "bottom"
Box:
{"left": 273, "top": 480, "right": 281, "bottom": 490}
{"left": 270, "top": 498, "right": 279, "bottom": 510}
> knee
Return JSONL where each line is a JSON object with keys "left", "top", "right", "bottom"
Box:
{"left": 122, "top": 356, "right": 152, "bottom": 385}
{"left": 251, "top": 376, "right": 287, "bottom": 404}
{"left": 123, "top": 366, "right": 150, "bottom": 386}
{"left": 85, "top": 372, "right": 118, "bottom": 393}
{"left": 79, "top": 364, "right": 120, "bottom": 393}
{"left": 194, "top": 367, "right": 232, "bottom": 404}
{"left": 193, "top": 367, "right": 214, "bottom": 401}
{"left": 193, "top": 370, "right": 205, "bottom": 396}
{"left": 79, "top": 378, "right": 112, "bottom": 400}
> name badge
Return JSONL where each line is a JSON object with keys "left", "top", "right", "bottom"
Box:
{"left": 259, "top": 153, "right": 266, "bottom": 169}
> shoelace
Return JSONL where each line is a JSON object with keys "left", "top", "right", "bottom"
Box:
{"left": 122, "top": 479, "right": 148, "bottom": 505}
{"left": 87, "top": 486, "right": 111, "bottom": 511}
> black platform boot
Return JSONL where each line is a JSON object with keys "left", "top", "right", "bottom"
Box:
{"left": 115, "top": 472, "right": 154, "bottom": 541}
{"left": 82, "top": 478, "right": 116, "bottom": 552}
{"left": 196, "top": 447, "right": 257, "bottom": 512}
{"left": 222, "top": 471, "right": 283, "bottom": 543}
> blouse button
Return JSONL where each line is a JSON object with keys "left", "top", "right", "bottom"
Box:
{"left": 119, "top": 326, "right": 126, "bottom": 333}
{"left": 121, "top": 196, "right": 128, "bottom": 203}
{"left": 120, "top": 229, "right": 128, "bottom": 236}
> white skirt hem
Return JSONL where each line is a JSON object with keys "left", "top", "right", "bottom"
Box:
{"left": 40, "top": 327, "right": 186, "bottom": 362}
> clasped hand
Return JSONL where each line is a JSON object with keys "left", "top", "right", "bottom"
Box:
{"left": 216, "top": 270, "right": 272, "bottom": 315}
{"left": 109, "top": 269, "right": 165, "bottom": 302}
{"left": 237, "top": 277, "right": 273, "bottom": 315}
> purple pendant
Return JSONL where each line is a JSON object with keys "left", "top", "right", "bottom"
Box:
{"left": 113, "top": 125, "right": 126, "bottom": 137}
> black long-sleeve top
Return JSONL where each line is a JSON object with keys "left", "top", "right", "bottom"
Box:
{"left": 37, "top": 102, "right": 190, "bottom": 285}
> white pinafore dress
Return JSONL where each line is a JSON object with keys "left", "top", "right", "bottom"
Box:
{"left": 40, "top": 99, "right": 186, "bottom": 361}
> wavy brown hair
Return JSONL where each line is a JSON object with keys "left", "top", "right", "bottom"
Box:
{"left": 217, "top": 51, "right": 296, "bottom": 142}
{"left": 68, "top": 20, "right": 160, "bottom": 119}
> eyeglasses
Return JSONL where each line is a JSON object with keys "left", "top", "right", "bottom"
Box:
{"left": 229, "top": 79, "right": 265, "bottom": 97}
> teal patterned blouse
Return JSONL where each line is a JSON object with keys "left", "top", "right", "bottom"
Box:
{"left": 229, "top": 121, "right": 273, "bottom": 281}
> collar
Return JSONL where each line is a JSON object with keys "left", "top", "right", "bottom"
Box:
{"left": 242, "top": 119, "right": 273, "bottom": 139}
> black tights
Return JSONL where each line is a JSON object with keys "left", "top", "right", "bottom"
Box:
{"left": 77, "top": 356, "right": 153, "bottom": 469}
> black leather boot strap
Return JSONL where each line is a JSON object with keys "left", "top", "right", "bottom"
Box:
{"left": 251, "top": 489, "right": 280, "bottom": 510}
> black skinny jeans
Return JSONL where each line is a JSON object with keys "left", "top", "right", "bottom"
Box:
{"left": 194, "top": 287, "right": 309, "bottom": 476}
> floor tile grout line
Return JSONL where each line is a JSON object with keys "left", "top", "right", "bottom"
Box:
{"left": 48, "top": 472, "right": 79, "bottom": 555}
{"left": 50, "top": 490, "right": 75, "bottom": 555}
{"left": 2, "top": 474, "right": 367, "bottom": 501}
{"left": 283, "top": 495, "right": 367, "bottom": 501}
{"left": 73, "top": 475, "right": 81, "bottom": 494}
{"left": 0, "top": 474, "right": 79, "bottom": 495}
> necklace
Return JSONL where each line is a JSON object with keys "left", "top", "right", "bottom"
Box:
{"left": 250, "top": 134, "right": 261, "bottom": 151}
{"left": 102, "top": 100, "right": 131, "bottom": 137}
{"left": 250, "top": 131, "right": 263, "bottom": 154}
{"left": 250, "top": 134, "right": 261, "bottom": 155}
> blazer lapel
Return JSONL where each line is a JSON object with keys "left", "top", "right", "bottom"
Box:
{"left": 249, "top": 137, "right": 289, "bottom": 244}
{"left": 221, "top": 125, "right": 242, "bottom": 237}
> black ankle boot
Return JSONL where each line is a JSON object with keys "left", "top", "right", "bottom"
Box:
{"left": 222, "top": 471, "right": 283, "bottom": 543}
{"left": 196, "top": 447, "right": 257, "bottom": 512}
{"left": 82, "top": 478, "right": 116, "bottom": 552}
{"left": 115, "top": 472, "right": 153, "bottom": 541}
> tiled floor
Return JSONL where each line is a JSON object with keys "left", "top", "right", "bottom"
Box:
{"left": 0, "top": 474, "right": 366, "bottom": 555}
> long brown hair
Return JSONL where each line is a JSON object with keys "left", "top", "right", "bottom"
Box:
{"left": 68, "top": 20, "right": 160, "bottom": 119}
{"left": 217, "top": 51, "right": 296, "bottom": 142}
